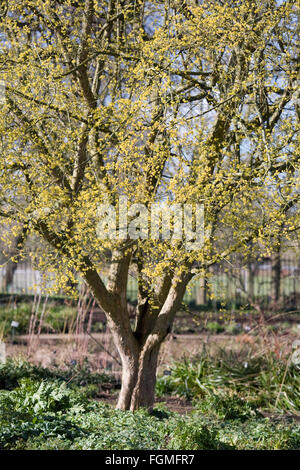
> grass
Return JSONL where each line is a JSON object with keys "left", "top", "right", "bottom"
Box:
{"left": 0, "top": 352, "right": 299, "bottom": 450}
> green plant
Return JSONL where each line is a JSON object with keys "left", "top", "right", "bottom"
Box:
{"left": 216, "top": 418, "right": 300, "bottom": 450}
{"left": 0, "top": 358, "right": 115, "bottom": 391}
{"left": 0, "top": 302, "right": 77, "bottom": 338}
{"left": 156, "top": 348, "right": 300, "bottom": 413}
{"left": 196, "top": 392, "right": 260, "bottom": 421}
{"left": 165, "top": 418, "right": 232, "bottom": 450}
{"left": 0, "top": 378, "right": 88, "bottom": 418}
{"left": 0, "top": 415, "right": 84, "bottom": 450}
{"left": 205, "top": 322, "right": 225, "bottom": 334}
{"left": 0, "top": 351, "right": 299, "bottom": 450}
{"left": 156, "top": 355, "right": 212, "bottom": 400}
{"left": 0, "top": 380, "right": 299, "bottom": 450}
{"left": 225, "top": 322, "right": 243, "bottom": 335}
{"left": 0, "top": 377, "right": 87, "bottom": 449}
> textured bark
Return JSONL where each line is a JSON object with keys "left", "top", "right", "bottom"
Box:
{"left": 129, "top": 342, "right": 161, "bottom": 411}
{"left": 116, "top": 354, "right": 139, "bottom": 410}
{"left": 4, "top": 260, "right": 18, "bottom": 292}
{"left": 196, "top": 276, "right": 207, "bottom": 306}
{"left": 115, "top": 340, "right": 162, "bottom": 411}
{"left": 3, "top": 226, "right": 28, "bottom": 291}
{"left": 113, "top": 272, "right": 192, "bottom": 411}
{"left": 247, "top": 263, "right": 255, "bottom": 301}
{"left": 69, "top": 244, "right": 192, "bottom": 411}
{"left": 271, "top": 250, "right": 281, "bottom": 303}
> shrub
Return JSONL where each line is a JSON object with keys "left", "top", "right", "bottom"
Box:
{"left": 0, "top": 378, "right": 88, "bottom": 419}
{"left": 0, "top": 416, "right": 83, "bottom": 450}
{"left": 165, "top": 418, "right": 233, "bottom": 450}
{"left": 0, "top": 302, "right": 76, "bottom": 337}
{"left": 195, "top": 392, "right": 260, "bottom": 421}
{"left": 225, "top": 322, "right": 243, "bottom": 335}
{"left": 156, "top": 349, "right": 300, "bottom": 413}
{"left": 205, "top": 322, "right": 225, "bottom": 334}
{"left": 0, "top": 358, "right": 115, "bottom": 391}
{"left": 0, "top": 379, "right": 87, "bottom": 449}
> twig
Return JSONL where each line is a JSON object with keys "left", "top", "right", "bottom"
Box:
{"left": 86, "top": 331, "right": 121, "bottom": 366}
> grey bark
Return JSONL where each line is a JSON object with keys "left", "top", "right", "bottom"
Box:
{"left": 271, "top": 248, "right": 281, "bottom": 303}
{"left": 83, "top": 253, "right": 192, "bottom": 411}
{"left": 3, "top": 226, "right": 28, "bottom": 292}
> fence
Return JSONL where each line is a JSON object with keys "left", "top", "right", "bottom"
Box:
{"left": 0, "top": 254, "right": 299, "bottom": 310}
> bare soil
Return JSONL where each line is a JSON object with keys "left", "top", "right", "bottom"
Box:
{"left": 96, "top": 393, "right": 194, "bottom": 415}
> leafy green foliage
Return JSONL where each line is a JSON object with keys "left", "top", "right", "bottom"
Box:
{"left": 195, "top": 392, "right": 260, "bottom": 421}
{"left": 0, "top": 302, "right": 76, "bottom": 337}
{"left": 0, "top": 378, "right": 88, "bottom": 449}
{"left": 1, "top": 394, "right": 299, "bottom": 450}
{"left": 0, "top": 416, "right": 83, "bottom": 450}
{"left": 0, "top": 356, "right": 299, "bottom": 450}
{"left": 156, "top": 349, "right": 300, "bottom": 413}
{"left": 164, "top": 418, "right": 233, "bottom": 450}
{"left": 205, "top": 322, "right": 225, "bottom": 334}
{"left": 0, "top": 357, "right": 115, "bottom": 390}
{"left": 4, "top": 378, "right": 88, "bottom": 415}
{"left": 216, "top": 419, "right": 300, "bottom": 450}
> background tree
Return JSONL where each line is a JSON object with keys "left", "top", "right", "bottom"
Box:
{"left": 0, "top": 0, "right": 299, "bottom": 410}
{"left": 0, "top": 224, "right": 28, "bottom": 291}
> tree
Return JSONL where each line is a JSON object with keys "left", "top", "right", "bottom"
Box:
{"left": 0, "top": 224, "right": 28, "bottom": 292}
{"left": 0, "top": 0, "right": 299, "bottom": 411}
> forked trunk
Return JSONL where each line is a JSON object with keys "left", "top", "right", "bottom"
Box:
{"left": 87, "top": 263, "right": 191, "bottom": 412}
{"left": 116, "top": 341, "right": 162, "bottom": 412}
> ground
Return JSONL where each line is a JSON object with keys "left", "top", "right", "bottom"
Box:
{"left": 1, "top": 304, "right": 299, "bottom": 450}
{"left": 4, "top": 311, "right": 300, "bottom": 415}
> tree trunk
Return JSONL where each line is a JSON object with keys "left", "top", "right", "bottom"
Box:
{"left": 102, "top": 308, "right": 164, "bottom": 412}
{"left": 4, "top": 259, "right": 18, "bottom": 292}
{"left": 196, "top": 276, "right": 207, "bottom": 306}
{"left": 84, "top": 261, "right": 192, "bottom": 413}
{"left": 116, "top": 339, "right": 162, "bottom": 412}
{"left": 247, "top": 263, "right": 255, "bottom": 301}
{"left": 3, "top": 226, "right": 28, "bottom": 292}
{"left": 130, "top": 341, "right": 161, "bottom": 411}
{"left": 116, "top": 354, "right": 139, "bottom": 411}
{"left": 271, "top": 249, "right": 281, "bottom": 303}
